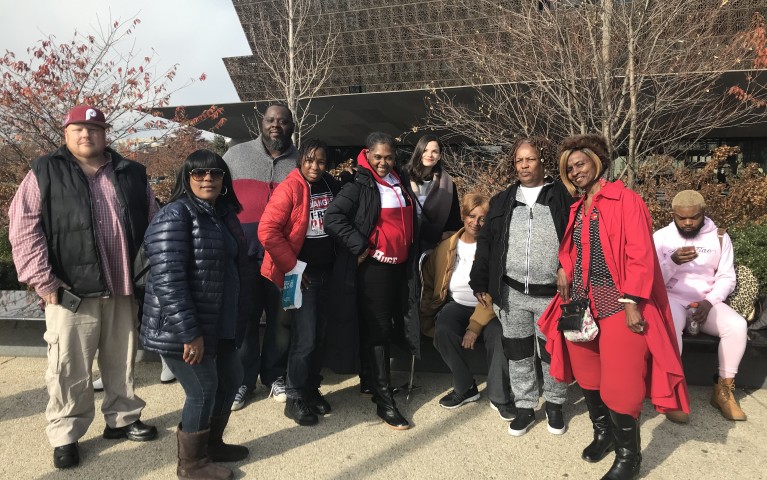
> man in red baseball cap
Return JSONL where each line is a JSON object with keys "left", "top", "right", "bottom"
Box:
{"left": 8, "top": 104, "right": 159, "bottom": 468}
{"left": 62, "top": 105, "right": 113, "bottom": 129}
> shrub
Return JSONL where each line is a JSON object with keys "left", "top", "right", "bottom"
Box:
{"left": 634, "top": 146, "right": 767, "bottom": 231}
{"left": 0, "top": 227, "right": 21, "bottom": 290}
{"left": 729, "top": 223, "right": 767, "bottom": 299}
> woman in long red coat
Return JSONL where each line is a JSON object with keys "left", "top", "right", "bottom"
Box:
{"left": 538, "top": 134, "right": 689, "bottom": 480}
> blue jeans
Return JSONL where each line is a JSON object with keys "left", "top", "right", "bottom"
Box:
{"left": 162, "top": 342, "right": 242, "bottom": 432}
{"left": 285, "top": 269, "right": 331, "bottom": 399}
{"left": 237, "top": 259, "right": 291, "bottom": 389}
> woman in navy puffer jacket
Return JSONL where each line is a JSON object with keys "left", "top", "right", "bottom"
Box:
{"left": 140, "top": 149, "right": 255, "bottom": 480}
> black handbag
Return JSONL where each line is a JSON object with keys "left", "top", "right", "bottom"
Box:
{"left": 558, "top": 299, "right": 589, "bottom": 331}
{"left": 556, "top": 208, "right": 600, "bottom": 342}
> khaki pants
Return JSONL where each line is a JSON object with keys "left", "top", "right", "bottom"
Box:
{"left": 43, "top": 295, "right": 145, "bottom": 447}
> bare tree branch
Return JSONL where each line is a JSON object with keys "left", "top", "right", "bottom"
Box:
{"left": 419, "top": 0, "right": 767, "bottom": 187}
{"left": 242, "top": 0, "right": 339, "bottom": 145}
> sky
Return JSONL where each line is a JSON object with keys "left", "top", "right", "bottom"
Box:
{"left": 0, "top": 0, "right": 251, "bottom": 107}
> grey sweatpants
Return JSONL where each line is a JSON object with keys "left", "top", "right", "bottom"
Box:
{"left": 495, "top": 285, "right": 568, "bottom": 409}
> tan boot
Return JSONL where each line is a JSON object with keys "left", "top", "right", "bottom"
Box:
{"left": 710, "top": 377, "right": 747, "bottom": 421}
{"left": 177, "top": 425, "right": 233, "bottom": 479}
{"left": 664, "top": 410, "right": 690, "bottom": 424}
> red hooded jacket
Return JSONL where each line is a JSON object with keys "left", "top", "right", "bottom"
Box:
{"left": 258, "top": 168, "right": 312, "bottom": 288}
{"left": 356, "top": 150, "right": 414, "bottom": 264}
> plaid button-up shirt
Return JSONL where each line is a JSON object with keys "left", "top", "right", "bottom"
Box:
{"left": 8, "top": 155, "right": 157, "bottom": 297}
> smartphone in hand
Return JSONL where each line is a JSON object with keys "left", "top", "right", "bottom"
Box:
{"left": 57, "top": 287, "right": 82, "bottom": 313}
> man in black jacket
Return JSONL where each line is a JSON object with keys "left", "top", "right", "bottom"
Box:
{"left": 8, "top": 105, "right": 158, "bottom": 469}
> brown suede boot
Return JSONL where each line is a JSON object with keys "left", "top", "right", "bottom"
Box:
{"left": 208, "top": 414, "right": 249, "bottom": 462}
{"left": 664, "top": 410, "right": 689, "bottom": 424}
{"left": 710, "top": 377, "right": 747, "bottom": 421}
{"left": 177, "top": 425, "right": 233, "bottom": 479}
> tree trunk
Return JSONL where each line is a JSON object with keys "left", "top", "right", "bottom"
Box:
{"left": 626, "top": 7, "right": 638, "bottom": 187}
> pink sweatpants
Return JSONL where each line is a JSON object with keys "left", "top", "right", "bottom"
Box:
{"left": 668, "top": 299, "right": 747, "bottom": 378}
{"left": 566, "top": 312, "right": 649, "bottom": 418}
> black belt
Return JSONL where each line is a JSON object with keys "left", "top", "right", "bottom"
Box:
{"left": 503, "top": 275, "right": 557, "bottom": 297}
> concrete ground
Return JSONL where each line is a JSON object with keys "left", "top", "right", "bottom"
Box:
{"left": 1, "top": 356, "right": 766, "bottom": 479}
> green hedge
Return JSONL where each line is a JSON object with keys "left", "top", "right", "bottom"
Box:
{"left": 729, "top": 223, "right": 767, "bottom": 299}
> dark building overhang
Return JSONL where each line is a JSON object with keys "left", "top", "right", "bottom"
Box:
{"left": 154, "top": 87, "right": 482, "bottom": 146}
{"left": 158, "top": 70, "right": 767, "bottom": 147}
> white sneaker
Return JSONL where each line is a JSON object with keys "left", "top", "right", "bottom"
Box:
{"left": 231, "top": 385, "right": 250, "bottom": 411}
{"left": 269, "top": 377, "right": 287, "bottom": 403}
{"left": 160, "top": 357, "right": 176, "bottom": 384}
{"left": 93, "top": 377, "right": 104, "bottom": 392}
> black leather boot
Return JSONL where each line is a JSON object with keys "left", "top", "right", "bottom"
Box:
{"left": 600, "top": 411, "right": 641, "bottom": 480}
{"left": 581, "top": 389, "right": 615, "bottom": 463}
{"left": 208, "top": 414, "right": 249, "bottom": 462}
{"left": 369, "top": 345, "right": 409, "bottom": 430}
{"left": 359, "top": 346, "right": 373, "bottom": 395}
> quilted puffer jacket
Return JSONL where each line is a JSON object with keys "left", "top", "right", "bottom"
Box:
{"left": 140, "top": 196, "right": 255, "bottom": 357}
{"left": 258, "top": 168, "right": 340, "bottom": 288}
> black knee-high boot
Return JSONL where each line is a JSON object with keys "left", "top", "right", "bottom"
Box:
{"left": 600, "top": 411, "right": 641, "bottom": 480}
{"left": 369, "top": 345, "right": 409, "bottom": 430}
{"left": 359, "top": 346, "right": 373, "bottom": 395}
{"left": 581, "top": 389, "right": 615, "bottom": 463}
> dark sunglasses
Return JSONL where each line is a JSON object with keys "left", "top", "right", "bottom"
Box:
{"left": 190, "top": 168, "right": 225, "bottom": 181}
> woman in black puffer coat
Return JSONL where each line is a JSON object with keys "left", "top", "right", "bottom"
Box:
{"left": 140, "top": 150, "right": 255, "bottom": 480}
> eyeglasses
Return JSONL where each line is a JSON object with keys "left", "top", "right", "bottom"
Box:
{"left": 190, "top": 168, "right": 225, "bottom": 181}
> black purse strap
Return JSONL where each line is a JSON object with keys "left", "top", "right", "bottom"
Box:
{"left": 577, "top": 203, "right": 592, "bottom": 300}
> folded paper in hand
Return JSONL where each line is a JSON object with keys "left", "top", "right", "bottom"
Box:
{"left": 282, "top": 260, "right": 307, "bottom": 310}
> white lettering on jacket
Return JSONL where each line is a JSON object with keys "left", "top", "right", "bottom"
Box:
{"left": 372, "top": 250, "right": 398, "bottom": 264}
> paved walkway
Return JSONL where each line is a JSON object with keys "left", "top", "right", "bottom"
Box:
{"left": 0, "top": 356, "right": 765, "bottom": 479}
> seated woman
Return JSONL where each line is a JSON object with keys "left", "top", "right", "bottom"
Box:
{"left": 406, "top": 134, "right": 462, "bottom": 250}
{"left": 258, "top": 139, "right": 341, "bottom": 426}
{"left": 538, "top": 134, "right": 689, "bottom": 480}
{"left": 140, "top": 150, "right": 255, "bottom": 480}
{"left": 325, "top": 131, "right": 419, "bottom": 430}
{"left": 421, "top": 193, "right": 513, "bottom": 420}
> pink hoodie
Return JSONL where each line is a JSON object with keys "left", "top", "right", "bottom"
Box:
{"left": 653, "top": 216, "right": 736, "bottom": 305}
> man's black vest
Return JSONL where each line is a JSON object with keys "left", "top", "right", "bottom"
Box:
{"left": 31, "top": 146, "right": 149, "bottom": 297}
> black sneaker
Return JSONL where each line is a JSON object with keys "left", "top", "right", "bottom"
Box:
{"left": 545, "top": 402, "right": 567, "bottom": 435}
{"left": 306, "top": 389, "right": 331, "bottom": 415}
{"left": 438, "top": 382, "right": 480, "bottom": 409}
{"left": 508, "top": 408, "right": 536, "bottom": 436}
{"left": 284, "top": 398, "right": 318, "bottom": 426}
{"left": 490, "top": 401, "right": 516, "bottom": 422}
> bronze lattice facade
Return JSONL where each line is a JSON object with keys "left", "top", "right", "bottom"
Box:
{"left": 223, "top": 0, "right": 767, "bottom": 103}
{"left": 223, "top": 0, "right": 496, "bottom": 101}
